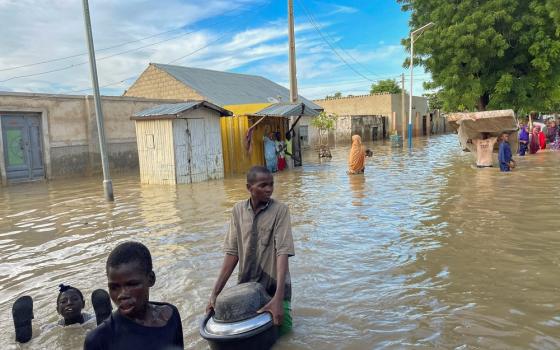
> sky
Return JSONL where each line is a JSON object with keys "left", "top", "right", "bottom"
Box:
{"left": 0, "top": 0, "right": 431, "bottom": 100}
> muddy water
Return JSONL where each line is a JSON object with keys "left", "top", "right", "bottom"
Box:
{"left": 1, "top": 134, "right": 560, "bottom": 349}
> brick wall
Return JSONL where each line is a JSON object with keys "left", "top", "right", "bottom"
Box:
{"left": 124, "top": 64, "right": 204, "bottom": 101}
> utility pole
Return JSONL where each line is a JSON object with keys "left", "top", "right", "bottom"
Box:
{"left": 408, "top": 22, "right": 435, "bottom": 148}
{"left": 401, "top": 73, "right": 406, "bottom": 141}
{"left": 287, "top": 0, "right": 303, "bottom": 167}
{"left": 408, "top": 33, "right": 414, "bottom": 148}
{"left": 82, "top": 0, "right": 114, "bottom": 201}
{"left": 288, "top": 0, "right": 298, "bottom": 103}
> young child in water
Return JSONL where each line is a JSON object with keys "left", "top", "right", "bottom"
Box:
{"left": 12, "top": 284, "right": 109, "bottom": 343}
{"left": 84, "top": 241, "right": 184, "bottom": 350}
{"left": 56, "top": 284, "right": 95, "bottom": 325}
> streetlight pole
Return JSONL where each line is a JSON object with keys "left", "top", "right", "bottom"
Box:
{"left": 82, "top": 0, "right": 114, "bottom": 201}
{"left": 408, "top": 22, "right": 434, "bottom": 148}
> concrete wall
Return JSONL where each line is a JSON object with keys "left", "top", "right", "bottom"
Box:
{"left": 124, "top": 64, "right": 204, "bottom": 101}
{"left": 0, "top": 92, "right": 183, "bottom": 184}
{"left": 297, "top": 116, "right": 321, "bottom": 148}
{"left": 315, "top": 93, "right": 394, "bottom": 117}
{"left": 313, "top": 93, "right": 433, "bottom": 142}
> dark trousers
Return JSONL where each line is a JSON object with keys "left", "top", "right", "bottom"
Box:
{"left": 519, "top": 142, "right": 528, "bottom": 156}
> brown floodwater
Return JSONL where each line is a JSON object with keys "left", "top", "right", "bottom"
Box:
{"left": 1, "top": 134, "right": 560, "bottom": 349}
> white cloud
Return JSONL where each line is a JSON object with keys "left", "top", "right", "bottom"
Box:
{"left": 328, "top": 4, "right": 359, "bottom": 15}
{"left": 0, "top": 1, "right": 426, "bottom": 98}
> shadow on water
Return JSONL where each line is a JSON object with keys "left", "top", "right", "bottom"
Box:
{"left": 1, "top": 134, "right": 559, "bottom": 349}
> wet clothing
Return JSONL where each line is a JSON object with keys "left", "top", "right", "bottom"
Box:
{"left": 547, "top": 126, "right": 558, "bottom": 143}
{"left": 473, "top": 137, "right": 497, "bottom": 167}
{"left": 518, "top": 142, "right": 528, "bottom": 156}
{"left": 57, "top": 312, "right": 95, "bottom": 326}
{"left": 286, "top": 139, "right": 292, "bottom": 156}
{"left": 224, "top": 199, "right": 295, "bottom": 302}
{"left": 551, "top": 133, "right": 560, "bottom": 151}
{"left": 285, "top": 138, "right": 293, "bottom": 169}
{"left": 539, "top": 131, "right": 546, "bottom": 150}
{"left": 264, "top": 136, "right": 278, "bottom": 172}
{"left": 277, "top": 140, "right": 286, "bottom": 171}
{"left": 280, "top": 301, "right": 292, "bottom": 335}
{"left": 519, "top": 126, "right": 529, "bottom": 156}
{"left": 529, "top": 131, "right": 540, "bottom": 154}
{"left": 499, "top": 141, "right": 513, "bottom": 172}
{"left": 83, "top": 302, "right": 183, "bottom": 350}
{"left": 348, "top": 135, "right": 365, "bottom": 174}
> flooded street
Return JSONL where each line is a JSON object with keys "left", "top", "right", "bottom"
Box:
{"left": 1, "top": 134, "right": 560, "bottom": 349}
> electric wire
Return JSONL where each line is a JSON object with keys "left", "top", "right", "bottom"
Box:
{"left": 0, "top": 1, "right": 266, "bottom": 83}
{"left": 0, "top": 1, "right": 255, "bottom": 73}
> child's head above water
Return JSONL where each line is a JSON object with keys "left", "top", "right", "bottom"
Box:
{"left": 106, "top": 241, "right": 155, "bottom": 319}
{"left": 57, "top": 284, "right": 85, "bottom": 325}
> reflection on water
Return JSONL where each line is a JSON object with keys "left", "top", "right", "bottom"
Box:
{"left": 1, "top": 134, "right": 560, "bottom": 349}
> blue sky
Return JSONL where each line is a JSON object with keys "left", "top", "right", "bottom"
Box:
{"left": 0, "top": 0, "right": 430, "bottom": 99}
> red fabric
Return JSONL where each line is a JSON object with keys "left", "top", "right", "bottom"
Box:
{"left": 277, "top": 157, "right": 286, "bottom": 171}
{"left": 539, "top": 131, "right": 546, "bottom": 149}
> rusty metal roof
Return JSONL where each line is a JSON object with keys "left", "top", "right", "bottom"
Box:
{"left": 152, "top": 63, "right": 323, "bottom": 111}
{"left": 132, "top": 101, "right": 232, "bottom": 119}
{"left": 251, "top": 102, "right": 320, "bottom": 117}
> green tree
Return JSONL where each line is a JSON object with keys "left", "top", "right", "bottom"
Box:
{"left": 370, "top": 79, "right": 402, "bottom": 94}
{"left": 423, "top": 91, "right": 444, "bottom": 111}
{"left": 310, "top": 112, "right": 336, "bottom": 146}
{"left": 398, "top": 0, "right": 560, "bottom": 112}
{"left": 325, "top": 91, "right": 343, "bottom": 99}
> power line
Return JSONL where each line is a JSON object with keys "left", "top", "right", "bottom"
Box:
{"left": 295, "top": 0, "right": 377, "bottom": 82}
{"left": 0, "top": 2, "right": 255, "bottom": 73}
{"left": 66, "top": 6, "right": 266, "bottom": 94}
{"left": 297, "top": 0, "right": 387, "bottom": 79}
{"left": 0, "top": 2, "right": 268, "bottom": 83}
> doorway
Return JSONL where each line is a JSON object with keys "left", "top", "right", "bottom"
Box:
{"left": 299, "top": 125, "right": 309, "bottom": 148}
{"left": 1, "top": 113, "right": 44, "bottom": 182}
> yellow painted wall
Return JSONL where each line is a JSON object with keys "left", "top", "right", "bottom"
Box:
{"left": 221, "top": 103, "right": 289, "bottom": 175}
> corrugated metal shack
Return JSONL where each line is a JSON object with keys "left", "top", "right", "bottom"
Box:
{"left": 131, "top": 101, "right": 232, "bottom": 185}
{"left": 221, "top": 102, "right": 318, "bottom": 175}
{"left": 124, "top": 64, "right": 323, "bottom": 174}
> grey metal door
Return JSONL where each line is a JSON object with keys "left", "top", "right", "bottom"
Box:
{"left": 186, "top": 118, "right": 208, "bottom": 183}
{"left": 1, "top": 114, "right": 44, "bottom": 181}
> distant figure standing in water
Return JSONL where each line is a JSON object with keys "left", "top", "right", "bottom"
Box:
{"left": 529, "top": 126, "right": 540, "bottom": 154}
{"left": 546, "top": 120, "right": 558, "bottom": 144}
{"left": 538, "top": 126, "right": 547, "bottom": 150}
{"left": 285, "top": 131, "right": 293, "bottom": 169}
{"left": 518, "top": 122, "right": 529, "bottom": 156}
{"left": 347, "top": 135, "right": 366, "bottom": 175}
{"left": 264, "top": 132, "right": 278, "bottom": 173}
{"left": 498, "top": 133, "right": 515, "bottom": 172}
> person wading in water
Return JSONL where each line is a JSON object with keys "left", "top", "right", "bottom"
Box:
{"left": 207, "top": 166, "right": 295, "bottom": 335}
